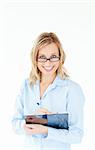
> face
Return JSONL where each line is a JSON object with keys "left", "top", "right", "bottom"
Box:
{"left": 37, "top": 42, "right": 60, "bottom": 77}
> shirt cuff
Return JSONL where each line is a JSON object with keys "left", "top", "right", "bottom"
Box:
{"left": 47, "top": 127, "right": 57, "bottom": 140}
{"left": 20, "top": 119, "right": 26, "bottom": 134}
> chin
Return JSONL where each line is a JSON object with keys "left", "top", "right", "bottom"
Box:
{"left": 41, "top": 69, "right": 57, "bottom": 76}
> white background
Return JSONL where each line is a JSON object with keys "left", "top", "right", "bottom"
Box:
{"left": 0, "top": 0, "right": 95, "bottom": 149}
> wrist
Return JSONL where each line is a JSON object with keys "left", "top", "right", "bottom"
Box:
{"left": 44, "top": 126, "right": 48, "bottom": 134}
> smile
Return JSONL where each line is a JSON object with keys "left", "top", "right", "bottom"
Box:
{"left": 42, "top": 66, "right": 54, "bottom": 72}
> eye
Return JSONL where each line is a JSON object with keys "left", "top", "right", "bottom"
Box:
{"left": 38, "top": 55, "right": 46, "bottom": 59}
{"left": 50, "top": 55, "right": 58, "bottom": 58}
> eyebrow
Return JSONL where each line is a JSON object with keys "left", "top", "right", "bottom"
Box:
{"left": 38, "top": 53, "right": 59, "bottom": 56}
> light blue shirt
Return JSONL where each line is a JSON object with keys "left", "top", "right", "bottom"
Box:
{"left": 12, "top": 75, "right": 85, "bottom": 150}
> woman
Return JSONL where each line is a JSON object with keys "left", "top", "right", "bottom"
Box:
{"left": 12, "top": 32, "right": 85, "bottom": 150}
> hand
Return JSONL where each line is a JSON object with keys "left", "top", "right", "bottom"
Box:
{"left": 24, "top": 123, "right": 48, "bottom": 135}
{"left": 24, "top": 108, "right": 52, "bottom": 135}
{"left": 34, "top": 108, "right": 53, "bottom": 115}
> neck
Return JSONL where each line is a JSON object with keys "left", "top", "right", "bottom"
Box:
{"left": 41, "top": 74, "right": 56, "bottom": 84}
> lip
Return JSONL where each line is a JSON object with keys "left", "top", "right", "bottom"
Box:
{"left": 42, "top": 66, "right": 54, "bottom": 72}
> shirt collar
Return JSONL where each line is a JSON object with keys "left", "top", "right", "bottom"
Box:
{"left": 34, "top": 75, "right": 68, "bottom": 99}
{"left": 50, "top": 75, "right": 69, "bottom": 89}
{"left": 35, "top": 75, "right": 66, "bottom": 87}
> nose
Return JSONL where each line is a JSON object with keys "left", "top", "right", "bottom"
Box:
{"left": 45, "top": 59, "right": 51, "bottom": 65}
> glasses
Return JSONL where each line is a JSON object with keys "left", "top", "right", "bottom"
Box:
{"left": 37, "top": 55, "right": 60, "bottom": 62}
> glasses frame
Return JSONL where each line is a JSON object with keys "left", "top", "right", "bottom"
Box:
{"left": 37, "top": 56, "right": 60, "bottom": 63}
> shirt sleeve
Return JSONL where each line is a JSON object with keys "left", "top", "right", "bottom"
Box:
{"left": 11, "top": 80, "right": 26, "bottom": 134}
{"left": 46, "top": 83, "right": 85, "bottom": 144}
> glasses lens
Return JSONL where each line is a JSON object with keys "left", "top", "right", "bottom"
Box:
{"left": 50, "top": 57, "right": 60, "bottom": 62}
{"left": 37, "top": 58, "right": 47, "bottom": 62}
{"left": 37, "top": 56, "right": 60, "bottom": 62}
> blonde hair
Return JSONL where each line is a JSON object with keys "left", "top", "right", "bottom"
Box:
{"left": 29, "top": 32, "right": 69, "bottom": 86}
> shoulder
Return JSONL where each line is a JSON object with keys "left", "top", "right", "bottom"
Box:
{"left": 66, "top": 79, "right": 83, "bottom": 93}
{"left": 63, "top": 78, "right": 85, "bottom": 103}
{"left": 58, "top": 76, "right": 82, "bottom": 89}
{"left": 66, "top": 79, "right": 82, "bottom": 89}
{"left": 58, "top": 77, "right": 85, "bottom": 97}
{"left": 19, "top": 78, "right": 30, "bottom": 90}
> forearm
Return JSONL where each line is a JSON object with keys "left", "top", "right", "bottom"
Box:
{"left": 12, "top": 118, "right": 25, "bottom": 134}
{"left": 47, "top": 127, "right": 83, "bottom": 144}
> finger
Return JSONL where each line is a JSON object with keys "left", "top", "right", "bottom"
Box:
{"left": 26, "top": 124, "right": 40, "bottom": 129}
{"left": 37, "top": 108, "right": 50, "bottom": 114}
{"left": 34, "top": 108, "right": 53, "bottom": 115}
{"left": 39, "top": 108, "right": 48, "bottom": 112}
{"left": 25, "top": 127, "right": 40, "bottom": 134}
{"left": 40, "top": 108, "right": 53, "bottom": 114}
{"left": 24, "top": 127, "right": 33, "bottom": 134}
